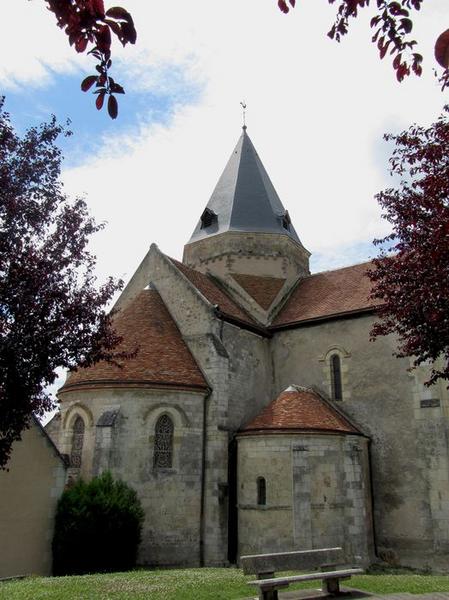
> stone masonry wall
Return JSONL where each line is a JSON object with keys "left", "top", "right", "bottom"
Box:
{"left": 150, "top": 246, "right": 275, "bottom": 564}
{"left": 57, "top": 387, "right": 206, "bottom": 567}
{"left": 271, "top": 313, "right": 449, "bottom": 569}
{"left": 183, "top": 231, "right": 310, "bottom": 282}
{"left": 237, "top": 433, "right": 373, "bottom": 564}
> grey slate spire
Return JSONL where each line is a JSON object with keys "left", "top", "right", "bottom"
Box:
{"left": 187, "top": 128, "right": 302, "bottom": 245}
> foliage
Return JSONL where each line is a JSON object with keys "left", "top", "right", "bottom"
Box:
{"left": 368, "top": 106, "right": 449, "bottom": 385}
{"left": 1, "top": 569, "right": 449, "bottom": 599}
{"left": 0, "top": 99, "right": 123, "bottom": 468}
{"left": 45, "top": 0, "right": 136, "bottom": 118}
{"left": 52, "top": 471, "right": 144, "bottom": 575}
{"left": 278, "top": 0, "right": 449, "bottom": 89}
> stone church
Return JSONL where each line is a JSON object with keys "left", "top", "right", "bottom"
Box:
{"left": 47, "top": 127, "right": 449, "bottom": 571}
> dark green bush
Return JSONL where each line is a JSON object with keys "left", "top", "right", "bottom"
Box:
{"left": 52, "top": 471, "right": 144, "bottom": 575}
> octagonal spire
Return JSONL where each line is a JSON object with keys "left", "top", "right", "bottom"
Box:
{"left": 187, "top": 128, "right": 302, "bottom": 245}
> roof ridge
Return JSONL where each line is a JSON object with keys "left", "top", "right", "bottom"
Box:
{"left": 310, "top": 260, "right": 374, "bottom": 278}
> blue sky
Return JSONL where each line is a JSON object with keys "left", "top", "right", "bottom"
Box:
{"left": 2, "top": 0, "right": 447, "bottom": 287}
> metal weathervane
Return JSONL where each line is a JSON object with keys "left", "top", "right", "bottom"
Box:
{"left": 240, "top": 101, "right": 247, "bottom": 129}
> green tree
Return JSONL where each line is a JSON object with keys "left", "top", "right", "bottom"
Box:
{"left": 52, "top": 471, "right": 145, "bottom": 575}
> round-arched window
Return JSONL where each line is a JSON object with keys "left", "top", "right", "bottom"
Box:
{"left": 70, "top": 416, "right": 85, "bottom": 468}
{"left": 330, "top": 354, "right": 343, "bottom": 401}
{"left": 154, "top": 414, "right": 174, "bottom": 469}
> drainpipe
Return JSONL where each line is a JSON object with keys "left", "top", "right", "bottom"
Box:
{"left": 200, "top": 388, "right": 211, "bottom": 567}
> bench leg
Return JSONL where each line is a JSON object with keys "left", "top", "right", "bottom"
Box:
{"left": 323, "top": 577, "right": 340, "bottom": 595}
{"left": 259, "top": 590, "right": 278, "bottom": 600}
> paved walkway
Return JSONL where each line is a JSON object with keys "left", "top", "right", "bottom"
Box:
{"left": 244, "top": 591, "right": 449, "bottom": 600}
{"left": 346, "top": 593, "right": 449, "bottom": 599}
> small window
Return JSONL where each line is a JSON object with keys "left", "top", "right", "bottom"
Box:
{"left": 330, "top": 354, "right": 343, "bottom": 401}
{"left": 154, "top": 414, "right": 174, "bottom": 469}
{"left": 70, "top": 416, "right": 85, "bottom": 468}
{"left": 257, "top": 477, "right": 266, "bottom": 506}
{"left": 200, "top": 208, "right": 217, "bottom": 229}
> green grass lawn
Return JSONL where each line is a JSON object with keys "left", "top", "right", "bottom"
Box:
{"left": 1, "top": 568, "right": 449, "bottom": 599}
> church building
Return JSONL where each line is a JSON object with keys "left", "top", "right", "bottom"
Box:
{"left": 47, "top": 126, "right": 449, "bottom": 571}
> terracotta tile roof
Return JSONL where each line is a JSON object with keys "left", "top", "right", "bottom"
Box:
{"left": 273, "top": 261, "right": 381, "bottom": 327}
{"left": 61, "top": 290, "right": 207, "bottom": 392}
{"left": 170, "top": 259, "right": 256, "bottom": 325}
{"left": 231, "top": 274, "right": 286, "bottom": 310}
{"left": 241, "top": 386, "right": 359, "bottom": 434}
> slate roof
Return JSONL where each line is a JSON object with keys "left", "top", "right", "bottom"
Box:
{"left": 231, "top": 274, "right": 286, "bottom": 310}
{"left": 61, "top": 290, "right": 208, "bottom": 392}
{"left": 187, "top": 128, "right": 302, "bottom": 245}
{"left": 272, "top": 261, "right": 380, "bottom": 327}
{"left": 170, "top": 258, "right": 257, "bottom": 326}
{"left": 240, "top": 385, "right": 360, "bottom": 435}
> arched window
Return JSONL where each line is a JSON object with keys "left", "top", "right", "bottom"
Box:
{"left": 330, "top": 354, "right": 343, "bottom": 401}
{"left": 257, "top": 477, "right": 266, "bottom": 506}
{"left": 154, "top": 414, "right": 174, "bottom": 469}
{"left": 70, "top": 416, "right": 85, "bottom": 468}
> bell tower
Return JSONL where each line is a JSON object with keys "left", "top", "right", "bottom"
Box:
{"left": 183, "top": 127, "right": 310, "bottom": 283}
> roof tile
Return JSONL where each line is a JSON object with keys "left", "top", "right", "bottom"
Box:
{"left": 231, "top": 274, "right": 286, "bottom": 310}
{"left": 62, "top": 290, "right": 207, "bottom": 391}
{"left": 273, "top": 262, "right": 380, "bottom": 327}
{"left": 241, "top": 386, "right": 359, "bottom": 434}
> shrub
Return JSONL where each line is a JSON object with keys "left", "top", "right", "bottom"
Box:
{"left": 52, "top": 471, "right": 144, "bottom": 575}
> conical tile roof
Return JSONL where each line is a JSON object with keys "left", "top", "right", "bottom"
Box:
{"left": 241, "top": 385, "right": 360, "bottom": 434}
{"left": 187, "top": 128, "right": 301, "bottom": 244}
{"left": 60, "top": 290, "right": 208, "bottom": 392}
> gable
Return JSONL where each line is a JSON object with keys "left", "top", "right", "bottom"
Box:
{"left": 170, "top": 258, "right": 257, "bottom": 326}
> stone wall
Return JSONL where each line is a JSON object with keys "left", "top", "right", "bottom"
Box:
{"left": 271, "top": 313, "right": 449, "bottom": 569}
{"left": 183, "top": 231, "right": 310, "bottom": 282}
{"left": 237, "top": 432, "right": 373, "bottom": 564}
{"left": 57, "top": 386, "right": 206, "bottom": 567}
{"left": 150, "top": 246, "right": 275, "bottom": 564}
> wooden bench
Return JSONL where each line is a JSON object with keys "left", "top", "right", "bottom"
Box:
{"left": 241, "top": 547, "right": 364, "bottom": 600}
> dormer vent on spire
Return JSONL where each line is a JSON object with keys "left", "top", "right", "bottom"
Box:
{"left": 281, "top": 210, "right": 291, "bottom": 231}
{"left": 200, "top": 207, "right": 217, "bottom": 229}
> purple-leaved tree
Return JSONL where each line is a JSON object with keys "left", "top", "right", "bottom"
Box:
{"left": 0, "top": 98, "right": 123, "bottom": 468}
{"left": 368, "top": 107, "right": 449, "bottom": 385}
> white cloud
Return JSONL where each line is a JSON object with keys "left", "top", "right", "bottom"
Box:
{"left": 7, "top": 0, "right": 447, "bottom": 279}
{"left": 0, "top": 1, "right": 84, "bottom": 89}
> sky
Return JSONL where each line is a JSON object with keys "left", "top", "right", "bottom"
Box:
{"left": 2, "top": 0, "right": 447, "bottom": 277}
{"left": 1, "top": 0, "right": 448, "bottom": 404}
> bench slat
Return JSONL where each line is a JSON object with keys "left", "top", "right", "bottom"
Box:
{"left": 249, "top": 567, "right": 364, "bottom": 588}
{"left": 241, "top": 547, "right": 344, "bottom": 575}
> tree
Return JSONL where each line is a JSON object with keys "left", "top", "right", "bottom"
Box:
{"left": 279, "top": 0, "right": 449, "bottom": 89}
{"left": 0, "top": 98, "right": 123, "bottom": 469}
{"left": 368, "top": 106, "right": 449, "bottom": 385}
{"left": 52, "top": 471, "right": 144, "bottom": 575}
